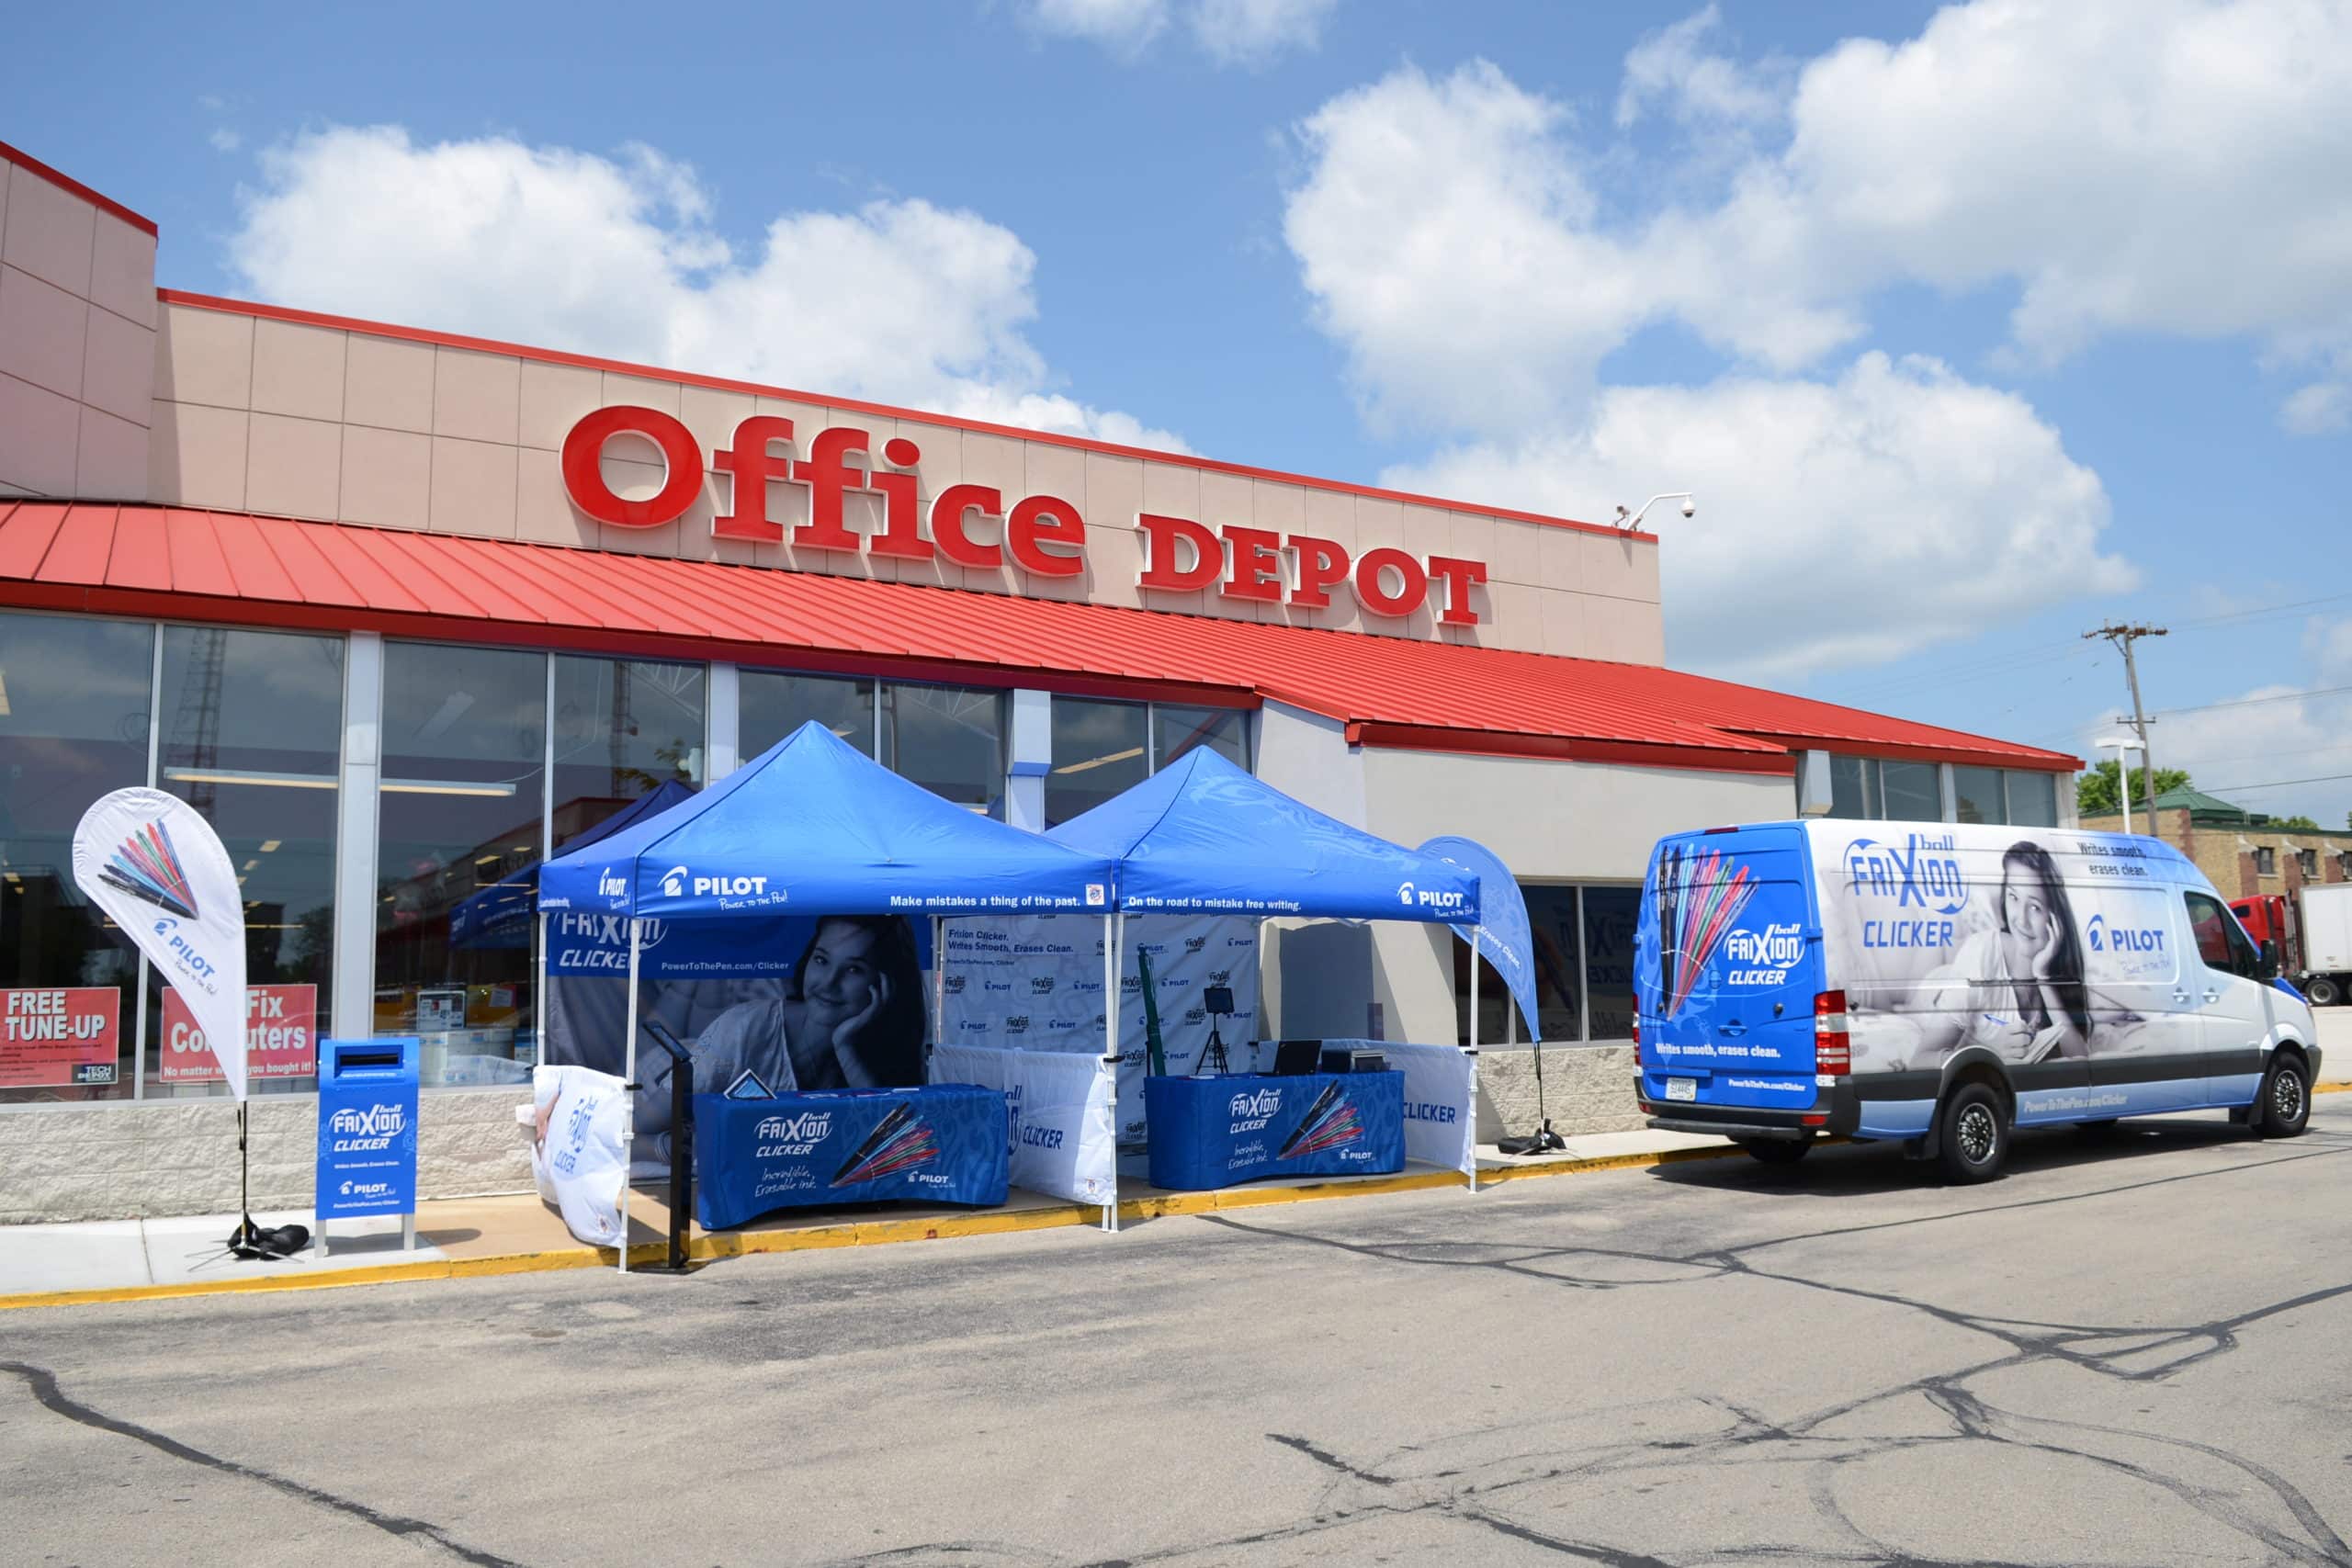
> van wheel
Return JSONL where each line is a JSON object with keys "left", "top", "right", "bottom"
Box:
{"left": 2257, "top": 1055, "right": 2311, "bottom": 1138}
{"left": 2306, "top": 976, "right": 2342, "bottom": 1008}
{"left": 1739, "top": 1137, "right": 1810, "bottom": 1165}
{"left": 1937, "top": 1084, "right": 2008, "bottom": 1183}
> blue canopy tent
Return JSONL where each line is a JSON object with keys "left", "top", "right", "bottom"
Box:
{"left": 538, "top": 720, "right": 1124, "bottom": 1252}
{"left": 449, "top": 778, "right": 698, "bottom": 954}
{"left": 1048, "top": 746, "right": 1479, "bottom": 923}
{"left": 1047, "top": 747, "right": 1489, "bottom": 1185}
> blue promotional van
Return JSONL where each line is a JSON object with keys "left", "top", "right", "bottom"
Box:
{"left": 1634, "top": 820, "right": 2321, "bottom": 1181}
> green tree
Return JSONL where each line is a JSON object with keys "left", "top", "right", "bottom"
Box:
{"left": 2274, "top": 814, "right": 2320, "bottom": 831}
{"left": 2075, "top": 759, "right": 2192, "bottom": 818}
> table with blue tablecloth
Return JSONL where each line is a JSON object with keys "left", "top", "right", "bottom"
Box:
{"left": 1145, "top": 1071, "right": 1406, "bottom": 1191}
{"left": 694, "top": 1082, "right": 1009, "bottom": 1230}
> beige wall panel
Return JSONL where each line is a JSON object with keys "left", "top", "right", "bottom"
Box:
{"left": 244, "top": 411, "right": 343, "bottom": 519}
{"left": 250, "top": 320, "right": 346, "bottom": 421}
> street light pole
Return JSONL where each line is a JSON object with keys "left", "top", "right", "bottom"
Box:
{"left": 2097, "top": 738, "right": 2142, "bottom": 835}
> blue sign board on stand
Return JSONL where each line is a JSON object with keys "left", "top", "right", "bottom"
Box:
{"left": 317, "top": 1037, "right": 420, "bottom": 1232}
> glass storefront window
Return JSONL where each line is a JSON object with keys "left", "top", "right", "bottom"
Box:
{"left": 740, "top": 671, "right": 875, "bottom": 761}
{"left": 1952, "top": 765, "right": 2006, "bottom": 826}
{"left": 882, "top": 684, "right": 1004, "bottom": 814}
{"left": 1826, "top": 755, "right": 1880, "bottom": 819}
{"left": 148, "top": 627, "right": 343, "bottom": 1097}
{"left": 551, "top": 656, "right": 705, "bottom": 841}
{"left": 2005, "top": 770, "right": 2058, "bottom": 828}
{"left": 1048, "top": 698, "right": 1149, "bottom": 827}
{"left": 0, "top": 612, "right": 153, "bottom": 1102}
{"left": 378, "top": 643, "right": 547, "bottom": 1082}
{"left": 1153, "top": 705, "right": 1250, "bottom": 773}
{"left": 1581, "top": 886, "right": 1639, "bottom": 1042}
{"left": 1454, "top": 883, "right": 1640, "bottom": 1046}
{"left": 1881, "top": 760, "right": 1941, "bottom": 821}
{"left": 1523, "top": 886, "right": 1587, "bottom": 1043}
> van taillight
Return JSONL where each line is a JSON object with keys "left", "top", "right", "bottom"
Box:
{"left": 1814, "top": 990, "right": 1850, "bottom": 1075}
{"left": 1631, "top": 1015, "right": 1642, "bottom": 1064}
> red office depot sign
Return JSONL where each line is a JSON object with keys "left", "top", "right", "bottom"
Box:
{"left": 562, "top": 408, "right": 1487, "bottom": 626}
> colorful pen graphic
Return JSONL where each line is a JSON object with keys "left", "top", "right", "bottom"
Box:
{"left": 99, "top": 818, "right": 200, "bottom": 920}
{"left": 1276, "top": 1081, "right": 1363, "bottom": 1159}
{"left": 1655, "top": 845, "right": 1756, "bottom": 1019}
{"left": 830, "top": 1102, "right": 940, "bottom": 1186}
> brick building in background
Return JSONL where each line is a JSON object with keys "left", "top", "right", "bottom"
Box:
{"left": 2080, "top": 787, "right": 2352, "bottom": 898}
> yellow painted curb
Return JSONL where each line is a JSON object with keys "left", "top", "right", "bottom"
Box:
{"left": 0, "top": 1139, "right": 1744, "bottom": 1313}
{"left": 1476, "top": 1143, "right": 1746, "bottom": 1184}
{"left": 2318, "top": 1082, "right": 2350, "bottom": 1096}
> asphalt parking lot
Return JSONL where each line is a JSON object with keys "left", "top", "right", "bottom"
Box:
{"left": 5, "top": 1094, "right": 2349, "bottom": 1568}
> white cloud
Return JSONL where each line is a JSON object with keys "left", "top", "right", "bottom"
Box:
{"left": 1615, "top": 5, "right": 1791, "bottom": 131}
{"left": 1287, "top": 6, "right": 2352, "bottom": 434}
{"left": 208, "top": 128, "right": 241, "bottom": 153}
{"left": 1023, "top": 0, "right": 1333, "bottom": 65}
{"left": 2280, "top": 380, "right": 2350, "bottom": 435}
{"left": 1385, "top": 353, "right": 2134, "bottom": 682}
{"left": 228, "top": 126, "right": 1184, "bottom": 451}
{"left": 1191, "top": 0, "right": 1340, "bottom": 68}
{"left": 1283, "top": 7, "right": 2352, "bottom": 679}
{"left": 1023, "top": 0, "right": 1170, "bottom": 59}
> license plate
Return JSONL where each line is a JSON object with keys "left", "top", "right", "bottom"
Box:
{"left": 1665, "top": 1077, "right": 1697, "bottom": 1102}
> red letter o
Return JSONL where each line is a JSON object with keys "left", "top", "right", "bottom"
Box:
{"left": 1354, "top": 547, "right": 1429, "bottom": 617}
{"left": 561, "top": 406, "right": 703, "bottom": 528}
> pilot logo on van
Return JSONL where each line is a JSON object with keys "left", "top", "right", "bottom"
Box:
{"left": 2086, "top": 912, "right": 2170, "bottom": 977}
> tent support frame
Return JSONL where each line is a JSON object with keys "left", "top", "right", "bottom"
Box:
{"left": 619, "top": 915, "right": 641, "bottom": 1274}
{"left": 1102, "top": 910, "right": 1123, "bottom": 1234}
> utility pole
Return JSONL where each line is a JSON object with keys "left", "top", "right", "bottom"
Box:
{"left": 2085, "top": 623, "right": 2168, "bottom": 829}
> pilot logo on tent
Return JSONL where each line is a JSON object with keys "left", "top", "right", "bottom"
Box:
{"left": 662, "top": 864, "right": 689, "bottom": 897}
{"left": 1397, "top": 882, "right": 1416, "bottom": 907}
{"left": 597, "top": 866, "right": 628, "bottom": 898}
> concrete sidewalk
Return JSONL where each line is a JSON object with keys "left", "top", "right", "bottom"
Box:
{"left": 0, "top": 1126, "right": 1744, "bottom": 1311}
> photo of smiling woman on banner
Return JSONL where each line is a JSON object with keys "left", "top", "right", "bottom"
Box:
{"left": 625, "top": 914, "right": 929, "bottom": 1166}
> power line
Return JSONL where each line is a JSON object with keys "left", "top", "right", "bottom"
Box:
{"left": 2200, "top": 772, "right": 2352, "bottom": 795}
{"left": 2149, "top": 682, "right": 2352, "bottom": 718}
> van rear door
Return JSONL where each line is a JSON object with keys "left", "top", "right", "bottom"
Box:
{"left": 1636, "top": 826, "right": 1823, "bottom": 1115}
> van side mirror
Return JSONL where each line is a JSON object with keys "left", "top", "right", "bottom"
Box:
{"left": 2255, "top": 939, "right": 2280, "bottom": 982}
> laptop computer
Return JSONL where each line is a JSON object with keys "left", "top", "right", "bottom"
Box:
{"left": 1272, "top": 1039, "right": 1323, "bottom": 1076}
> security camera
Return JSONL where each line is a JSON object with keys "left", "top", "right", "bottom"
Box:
{"left": 1680, "top": 498, "right": 1696, "bottom": 519}
{"left": 1613, "top": 504, "right": 1633, "bottom": 524}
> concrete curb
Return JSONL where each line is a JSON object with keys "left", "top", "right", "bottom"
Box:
{"left": 0, "top": 1140, "right": 1747, "bottom": 1313}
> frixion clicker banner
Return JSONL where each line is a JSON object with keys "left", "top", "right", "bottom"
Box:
{"left": 1317, "top": 1038, "right": 1476, "bottom": 1178}
{"left": 1804, "top": 821, "right": 2203, "bottom": 1075}
{"left": 938, "top": 912, "right": 1260, "bottom": 1144}
{"left": 930, "top": 1042, "right": 1118, "bottom": 1206}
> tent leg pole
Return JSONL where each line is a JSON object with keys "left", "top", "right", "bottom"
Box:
{"left": 535, "top": 910, "right": 549, "bottom": 1068}
{"left": 1105, "top": 910, "right": 1122, "bottom": 1235}
{"left": 931, "top": 916, "right": 946, "bottom": 1070}
{"left": 1468, "top": 925, "right": 1482, "bottom": 1193}
{"left": 620, "top": 916, "right": 641, "bottom": 1275}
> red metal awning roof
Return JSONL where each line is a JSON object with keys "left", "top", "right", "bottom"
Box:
{"left": 0, "top": 503, "right": 2079, "bottom": 775}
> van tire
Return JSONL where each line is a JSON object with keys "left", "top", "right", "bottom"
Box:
{"left": 2306, "top": 975, "right": 2341, "bottom": 1008}
{"left": 1937, "top": 1084, "right": 2008, "bottom": 1183}
{"left": 1739, "top": 1137, "right": 1810, "bottom": 1165}
{"left": 2256, "top": 1055, "right": 2311, "bottom": 1139}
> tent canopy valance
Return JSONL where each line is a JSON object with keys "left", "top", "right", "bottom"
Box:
{"left": 1046, "top": 747, "right": 1479, "bottom": 923}
{"left": 538, "top": 721, "right": 1118, "bottom": 920}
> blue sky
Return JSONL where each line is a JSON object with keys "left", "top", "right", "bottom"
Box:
{"left": 15, "top": 0, "right": 2351, "bottom": 821}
